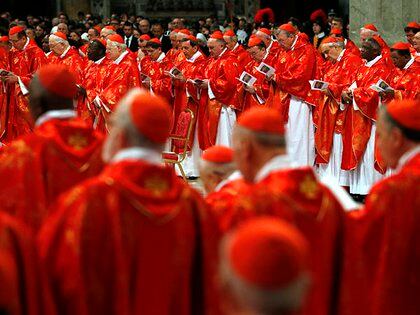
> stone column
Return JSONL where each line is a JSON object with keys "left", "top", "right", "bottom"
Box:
{"left": 91, "top": 0, "right": 111, "bottom": 18}
{"left": 62, "top": 0, "right": 91, "bottom": 18}
{"left": 349, "top": 0, "right": 420, "bottom": 45}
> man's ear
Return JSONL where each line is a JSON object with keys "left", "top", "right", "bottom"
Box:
{"left": 391, "top": 127, "right": 404, "bottom": 149}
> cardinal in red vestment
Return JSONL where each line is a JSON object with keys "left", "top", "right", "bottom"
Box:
{"left": 0, "top": 212, "right": 55, "bottom": 315}
{"left": 314, "top": 36, "right": 363, "bottom": 185}
{"left": 255, "top": 28, "right": 281, "bottom": 61}
{"left": 330, "top": 27, "right": 361, "bottom": 57}
{"left": 47, "top": 32, "right": 84, "bottom": 82}
{"left": 236, "top": 36, "right": 272, "bottom": 114}
{"left": 231, "top": 107, "right": 346, "bottom": 315}
{"left": 94, "top": 34, "right": 140, "bottom": 132}
{"left": 0, "top": 37, "right": 9, "bottom": 144}
{"left": 0, "top": 65, "right": 104, "bottom": 233}
{"left": 38, "top": 89, "right": 221, "bottom": 315}
{"left": 3, "top": 26, "right": 47, "bottom": 143}
{"left": 360, "top": 24, "right": 393, "bottom": 68}
{"left": 200, "top": 145, "right": 250, "bottom": 233}
{"left": 199, "top": 32, "right": 239, "bottom": 149}
{"left": 339, "top": 99, "right": 420, "bottom": 315}
{"left": 223, "top": 29, "right": 251, "bottom": 71}
{"left": 220, "top": 218, "right": 310, "bottom": 315}
{"left": 341, "top": 37, "right": 394, "bottom": 194}
{"left": 165, "top": 29, "right": 187, "bottom": 67}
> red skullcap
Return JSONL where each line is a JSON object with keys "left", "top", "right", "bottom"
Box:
{"left": 223, "top": 29, "right": 236, "bottom": 37}
{"left": 386, "top": 99, "right": 420, "bottom": 131}
{"left": 228, "top": 217, "right": 308, "bottom": 289}
{"left": 0, "top": 36, "right": 8, "bottom": 42}
{"left": 406, "top": 21, "right": 420, "bottom": 29}
{"left": 237, "top": 107, "right": 285, "bottom": 135}
{"left": 178, "top": 29, "right": 191, "bottom": 35}
{"left": 129, "top": 91, "right": 172, "bottom": 143}
{"left": 330, "top": 27, "right": 342, "bottom": 35}
{"left": 187, "top": 35, "right": 197, "bottom": 42}
{"left": 210, "top": 31, "right": 224, "bottom": 40}
{"left": 322, "top": 36, "right": 344, "bottom": 45}
{"left": 258, "top": 28, "right": 271, "bottom": 36}
{"left": 37, "top": 64, "right": 77, "bottom": 99}
{"left": 363, "top": 24, "right": 378, "bottom": 32}
{"left": 139, "top": 34, "right": 151, "bottom": 41}
{"left": 93, "top": 25, "right": 102, "bottom": 33}
{"left": 9, "top": 26, "right": 25, "bottom": 36}
{"left": 149, "top": 38, "right": 161, "bottom": 45}
{"left": 53, "top": 32, "right": 67, "bottom": 41}
{"left": 391, "top": 42, "right": 411, "bottom": 51}
{"left": 310, "top": 9, "right": 327, "bottom": 23}
{"left": 279, "top": 23, "right": 296, "bottom": 34}
{"left": 107, "top": 34, "right": 124, "bottom": 44}
{"left": 202, "top": 145, "right": 233, "bottom": 163}
{"left": 247, "top": 36, "right": 263, "bottom": 47}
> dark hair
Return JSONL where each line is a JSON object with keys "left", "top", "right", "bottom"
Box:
{"left": 331, "top": 17, "right": 343, "bottom": 25}
{"left": 124, "top": 21, "right": 133, "bottom": 28}
{"left": 366, "top": 37, "right": 381, "bottom": 51}
{"left": 146, "top": 41, "right": 161, "bottom": 49}
{"left": 181, "top": 37, "right": 198, "bottom": 47}
{"left": 390, "top": 48, "right": 411, "bottom": 58}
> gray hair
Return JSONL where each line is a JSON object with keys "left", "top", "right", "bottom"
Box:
{"left": 236, "top": 126, "right": 286, "bottom": 148}
{"left": 199, "top": 160, "right": 236, "bottom": 177}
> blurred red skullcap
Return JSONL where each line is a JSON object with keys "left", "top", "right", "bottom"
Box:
{"left": 202, "top": 145, "right": 233, "bottom": 163}
{"left": 390, "top": 42, "right": 411, "bottom": 50}
{"left": 149, "top": 38, "right": 161, "bottom": 45}
{"left": 210, "top": 31, "right": 224, "bottom": 40}
{"left": 386, "top": 99, "right": 420, "bottom": 131}
{"left": 107, "top": 34, "right": 124, "bottom": 44}
{"left": 178, "top": 29, "right": 191, "bottom": 35}
{"left": 310, "top": 9, "right": 327, "bottom": 23}
{"left": 129, "top": 90, "right": 172, "bottom": 143}
{"left": 139, "top": 34, "right": 151, "bottom": 41}
{"left": 322, "top": 36, "right": 344, "bottom": 45}
{"left": 37, "top": 64, "right": 77, "bottom": 99}
{"left": 237, "top": 107, "right": 285, "bottom": 135}
{"left": 223, "top": 29, "right": 236, "bottom": 37}
{"left": 362, "top": 24, "right": 378, "bottom": 32}
{"left": 330, "top": 27, "right": 342, "bottom": 35}
{"left": 406, "top": 21, "right": 420, "bottom": 29}
{"left": 0, "top": 36, "right": 8, "bottom": 42}
{"left": 52, "top": 32, "right": 67, "bottom": 41}
{"left": 187, "top": 35, "right": 197, "bottom": 42}
{"left": 248, "top": 36, "right": 263, "bottom": 47}
{"left": 9, "top": 26, "right": 25, "bottom": 36}
{"left": 93, "top": 25, "right": 102, "bottom": 33}
{"left": 279, "top": 23, "right": 296, "bottom": 34}
{"left": 227, "top": 217, "right": 308, "bottom": 289}
{"left": 258, "top": 28, "right": 271, "bottom": 36}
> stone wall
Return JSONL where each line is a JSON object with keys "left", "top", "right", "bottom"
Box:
{"left": 349, "top": 0, "right": 420, "bottom": 45}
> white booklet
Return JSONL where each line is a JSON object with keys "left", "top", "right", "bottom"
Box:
{"left": 309, "top": 80, "right": 329, "bottom": 91}
{"left": 237, "top": 71, "right": 257, "bottom": 86}
{"left": 255, "top": 62, "right": 275, "bottom": 77}
{"left": 168, "top": 67, "right": 182, "bottom": 78}
{"left": 370, "top": 79, "right": 393, "bottom": 92}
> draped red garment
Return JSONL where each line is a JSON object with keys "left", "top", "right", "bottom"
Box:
{"left": 5, "top": 40, "right": 47, "bottom": 143}
{"left": 339, "top": 153, "right": 420, "bottom": 315}
{"left": 48, "top": 47, "right": 85, "bottom": 83}
{"left": 0, "top": 212, "right": 55, "bottom": 315}
{"left": 38, "top": 159, "right": 222, "bottom": 315}
{"left": 201, "top": 49, "right": 239, "bottom": 148}
{"left": 388, "top": 58, "right": 420, "bottom": 100}
{"left": 229, "top": 44, "right": 251, "bottom": 71}
{"left": 341, "top": 56, "right": 393, "bottom": 172}
{"left": 0, "top": 47, "right": 9, "bottom": 143}
{"left": 344, "top": 38, "right": 361, "bottom": 57}
{"left": 141, "top": 53, "right": 173, "bottom": 103}
{"left": 266, "top": 34, "right": 317, "bottom": 121}
{"left": 165, "top": 48, "right": 186, "bottom": 67}
{"left": 229, "top": 166, "right": 344, "bottom": 315}
{"left": 77, "top": 57, "right": 112, "bottom": 125}
{"left": 314, "top": 50, "right": 363, "bottom": 164}
{"left": 0, "top": 117, "right": 104, "bottom": 232}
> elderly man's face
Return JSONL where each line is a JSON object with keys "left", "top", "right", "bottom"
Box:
{"left": 276, "top": 31, "right": 295, "bottom": 50}
{"left": 405, "top": 28, "right": 416, "bottom": 45}
{"left": 9, "top": 33, "right": 26, "bottom": 50}
{"left": 106, "top": 43, "right": 122, "bottom": 61}
{"left": 49, "top": 38, "right": 66, "bottom": 55}
{"left": 57, "top": 23, "right": 68, "bottom": 35}
{"left": 247, "top": 46, "right": 265, "bottom": 62}
{"left": 207, "top": 39, "right": 225, "bottom": 57}
{"left": 139, "top": 20, "right": 150, "bottom": 34}
{"left": 413, "top": 32, "right": 420, "bottom": 52}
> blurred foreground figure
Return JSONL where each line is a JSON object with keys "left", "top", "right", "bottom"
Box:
{"left": 0, "top": 64, "right": 104, "bottom": 233}
{"left": 38, "top": 89, "right": 220, "bottom": 315}
{"left": 339, "top": 99, "right": 420, "bottom": 315}
{"left": 220, "top": 217, "right": 310, "bottom": 315}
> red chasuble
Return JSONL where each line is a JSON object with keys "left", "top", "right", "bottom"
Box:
{"left": 389, "top": 58, "right": 420, "bottom": 100}
{"left": 229, "top": 43, "right": 251, "bottom": 71}
{"left": 339, "top": 152, "right": 420, "bottom": 315}
{"left": 0, "top": 212, "right": 54, "bottom": 315}
{"left": 0, "top": 116, "right": 104, "bottom": 232}
{"left": 0, "top": 47, "right": 9, "bottom": 143}
{"left": 38, "top": 157, "right": 221, "bottom": 315}
{"left": 141, "top": 53, "right": 173, "bottom": 103}
{"left": 6, "top": 40, "right": 47, "bottom": 142}
{"left": 314, "top": 50, "right": 363, "bottom": 164}
{"left": 48, "top": 47, "right": 85, "bottom": 83}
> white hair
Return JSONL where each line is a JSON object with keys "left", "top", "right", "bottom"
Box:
{"left": 49, "top": 34, "right": 69, "bottom": 45}
{"left": 199, "top": 160, "right": 236, "bottom": 177}
{"left": 321, "top": 41, "right": 344, "bottom": 49}
{"left": 360, "top": 28, "right": 378, "bottom": 36}
{"left": 107, "top": 39, "right": 127, "bottom": 51}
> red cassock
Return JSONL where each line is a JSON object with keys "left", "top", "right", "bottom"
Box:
{"left": 174, "top": 51, "right": 208, "bottom": 149}
{"left": 388, "top": 58, "right": 420, "bottom": 100}
{"left": 165, "top": 48, "right": 186, "bottom": 67}
{"left": 0, "top": 212, "right": 54, "bottom": 315}
{"left": 339, "top": 152, "right": 420, "bottom": 315}
{"left": 314, "top": 50, "right": 363, "bottom": 164}
{"left": 0, "top": 47, "right": 9, "bottom": 143}
{"left": 202, "top": 49, "right": 239, "bottom": 148}
{"left": 236, "top": 58, "right": 270, "bottom": 113}
{"left": 344, "top": 38, "right": 361, "bottom": 57}
{"left": 267, "top": 34, "right": 317, "bottom": 121}
{"left": 77, "top": 57, "right": 112, "bottom": 124}
{"left": 142, "top": 53, "right": 173, "bottom": 103}
{"left": 38, "top": 157, "right": 221, "bottom": 315}
{"left": 95, "top": 52, "right": 141, "bottom": 131}
{"left": 47, "top": 47, "right": 85, "bottom": 83}
{"left": 0, "top": 116, "right": 104, "bottom": 232}
{"left": 230, "top": 166, "right": 344, "bottom": 315}
{"left": 5, "top": 40, "right": 47, "bottom": 142}
{"left": 341, "top": 56, "right": 393, "bottom": 172}
{"left": 229, "top": 43, "right": 251, "bottom": 71}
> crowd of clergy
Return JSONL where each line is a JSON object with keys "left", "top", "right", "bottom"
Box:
{"left": 0, "top": 7, "right": 419, "bottom": 315}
